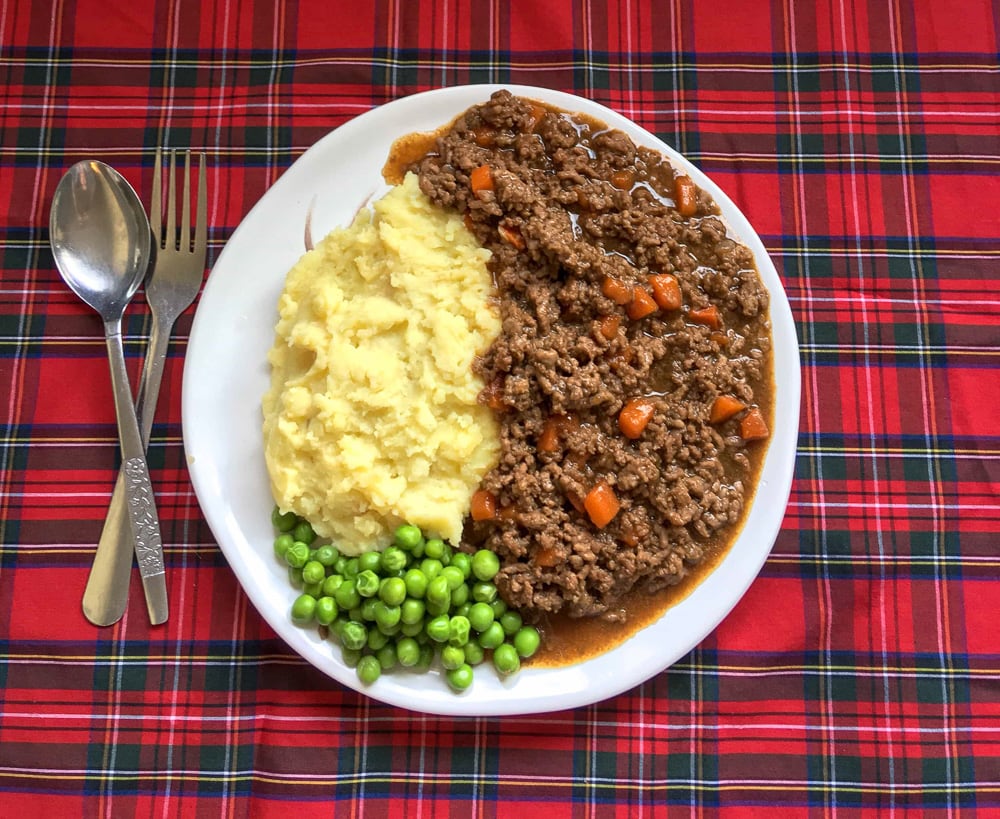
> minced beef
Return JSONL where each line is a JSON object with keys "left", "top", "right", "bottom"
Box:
{"left": 412, "top": 91, "right": 773, "bottom": 620}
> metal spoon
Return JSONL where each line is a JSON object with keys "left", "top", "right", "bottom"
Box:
{"left": 50, "top": 160, "right": 168, "bottom": 626}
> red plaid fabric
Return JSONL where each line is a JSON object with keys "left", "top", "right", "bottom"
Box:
{"left": 0, "top": 0, "right": 997, "bottom": 815}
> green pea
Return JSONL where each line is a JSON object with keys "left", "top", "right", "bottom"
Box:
{"left": 415, "top": 644, "right": 435, "bottom": 671}
{"left": 334, "top": 583, "right": 361, "bottom": 611}
{"left": 314, "top": 545, "right": 339, "bottom": 567}
{"left": 454, "top": 602, "right": 472, "bottom": 618}
{"left": 374, "top": 602, "right": 401, "bottom": 630}
{"left": 420, "top": 558, "right": 443, "bottom": 581}
{"left": 355, "top": 569, "right": 380, "bottom": 598}
{"left": 315, "top": 596, "right": 338, "bottom": 626}
{"left": 441, "top": 645, "right": 465, "bottom": 670}
{"left": 334, "top": 556, "right": 349, "bottom": 575}
{"left": 361, "top": 598, "right": 378, "bottom": 621}
{"left": 426, "top": 614, "right": 451, "bottom": 643}
{"left": 367, "top": 628, "right": 390, "bottom": 652}
{"left": 450, "top": 583, "right": 470, "bottom": 608}
{"left": 500, "top": 610, "right": 523, "bottom": 636}
{"left": 380, "top": 546, "right": 408, "bottom": 573}
{"left": 440, "top": 566, "right": 465, "bottom": 591}
{"left": 343, "top": 557, "right": 360, "bottom": 578}
{"left": 426, "top": 598, "right": 450, "bottom": 618}
{"left": 468, "top": 602, "right": 495, "bottom": 633}
{"left": 321, "top": 574, "right": 344, "bottom": 597}
{"left": 375, "top": 643, "right": 399, "bottom": 671}
{"left": 348, "top": 606, "right": 365, "bottom": 622}
{"left": 426, "top": 575, "right": 451, "bottom": 609}
{"left": 400, "top": 619, "right": 424, "bottom": 637}
{"left": 292, "top": 521, "right": 316, "bottom": 545}
{"left": 357, "top": 655, "right": 381, "bottom": 684}
{"left": 273, "top": 533, "right": 294, "bottom": 559}
{"left": 290, "top": 594, "right": 316, "bottom": 624}
{"left": 410, "top": 539, "right": 426, "bottom": 559}
{"left": 493, "top": 643, "right": 520, "bottom": 675}
{"left": 423, "top": 538, "right": 446, "bottom": 560}
{"left": 478, "top": 621, "right": 505, "bottom": 650}
{"left": 472, "top": 582, "right": 498, "bottom": 603}
{"left": 404, "top": 568, "right": 428, "bottom": 599}
{"left": 396, "top": 636, "right": 421, "bottom": 667}
{"left": 328, "top": 618, "right": 346, "bottom": 639}
{"left": 303, "top": 581, "right": 323, "bottom": 598}
{"left": 358, "top": 551, "right": 382, "bottom": 573}
{"left": 379, "top": 577, "right": 407, "bottom": 607}
{"left": 287, "top": 567, "right": 304, "bottom": 588}
{"left": 284, "top": 541, "right": 310, "bottom": 569}
{"left": 446, "top": 663, "right": 474, "bottom": 691}
{"left": 272, "top": 506, "right": 298, "bottom": 532}
{"left": 448, "top": 615, "right": 471, "bottom": 647}
{"left": 472, "top": 549, "right": 500, "bottom": 581}
{"left": 401, "top": 598, "right": 425, "bottom": 625}
{"left": 302, "top": 560, "right": 325, "bottom": 586}
{"left": 463, "top": 640, "right": 485, "bottom": 666}
{"left": 341, "top": 647, "right": 362, "bottom": 668}
{"left": 489, "top": 598, "right": 508, "bottom": 618}
{"left": 514, "top": 625, "right": 541, "bottom": 658}
{"left": 340, "top": 621, "right": 368, "bottom": 651}
{"left": 450, "top": 552, "right": 472, "bottom": 579}
{"left": 394, "top": 524, "right": 424, "bottom": 550}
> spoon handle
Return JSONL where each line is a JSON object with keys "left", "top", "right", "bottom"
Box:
{"left": 100, "top": 318, "right": 168, "bottom": 625}
{"left": 83, "top": 314, "right": 171, "bottom": 627}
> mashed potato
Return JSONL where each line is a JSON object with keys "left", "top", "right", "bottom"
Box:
{"left": 262, "top": 172, "right": 500, "bottom": 553}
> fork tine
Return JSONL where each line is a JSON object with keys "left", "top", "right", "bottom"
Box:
{"left": 151, "top": 147, "right": 162, "bottom": 249}
{"left": 180, "top": 150, "right": 192, "bottom": 253}
{"left": 194, "top": 152, "right": 207, "bottom": 265}
{"left": 165, "top": 150, "right": 177, "bottom": 250}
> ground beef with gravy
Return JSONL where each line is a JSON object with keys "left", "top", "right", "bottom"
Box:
{"left": 412, "top": 91, "right": 773, "bottom": 620}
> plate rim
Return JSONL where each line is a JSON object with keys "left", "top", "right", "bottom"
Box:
{"left": 183, "top": 83, "right": 801, "bottom": 716}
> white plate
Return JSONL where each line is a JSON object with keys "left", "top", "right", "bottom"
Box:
{"left": 183, "top": 84, "right": 801, "bottom": 716}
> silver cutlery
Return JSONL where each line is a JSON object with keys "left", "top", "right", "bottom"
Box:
{"left": 82, "top": 149, "right": 208, "bottom": 626}
{"left": 50, "top": 160, "right": 166, "bottom": 627}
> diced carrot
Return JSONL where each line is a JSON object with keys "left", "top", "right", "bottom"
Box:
{"left": 538, "top": 414, "right": 578, "bottom": 453}
{"left": 498, "top": 223, "right": 525, "bottom": 250}
{"left": 674, "top": 175, "right": 698, "bottom": 217}
{"left": 584, "top": 481, "right": 621, "bottom": 529}
{"left": 534, "top": 544, "right": 560, "bottom": 567}
{"left": 470, "top": 489, "right": 498, "bottom": 521}
{"left": 472, "top": 126, "right": 496, "bottom": 147}
{"left": 689, "top": 304, "right": 721, "bottom": 329}
{"left": 648, "top": 274, "right": 682, "bottom": 311}
{"left": 463, "top": 212, "right": 475, "bottom": 233}
{"left": 619, "top": 397, "right": 656, "bottom": 439}
{"left": 480, "top": 378, "right": 507, "bottom": 411}
{"left": 711, "top": 330, "right": 728, "bottom": 347}
{"left": 470, "top": 164, "right": 493, "bottom": 194}
{"left": 601, "top": 277, "right": 634, "bottom": 305}
{"left": 626, "top": 287, "right": 658, "bottom": 320}
{"left": 610, "top": 169, "right": 635, "bottom": 190}
{"left": 710, "top": 395, "right": 747, "bottom": 424}
{"left": 739, "top": 407, "right": 769, "bottom": 441}
{"left": 538, "top": 417, "right": 560, "bottom": 453}
{"left": 599, "top": 314, "right": 621, "bottom": 340}
{"left": 526, "top": 103, "right": 547, "bottom": 132}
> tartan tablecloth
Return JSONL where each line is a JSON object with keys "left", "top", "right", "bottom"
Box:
{"left": 1, "top": 0, "right": 998, "bottom": 815}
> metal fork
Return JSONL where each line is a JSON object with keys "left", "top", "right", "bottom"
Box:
{"left": 83, "top": 149, "right": 208, "bottom": 627}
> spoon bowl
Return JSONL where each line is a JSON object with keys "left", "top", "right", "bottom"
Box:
{"left": 50, "top": 160, "right": 151, "bottom": 317}
{"left": 49, "top": 160, "right": 168, "bottom": 626}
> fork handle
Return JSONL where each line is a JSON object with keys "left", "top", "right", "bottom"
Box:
{"left": 82, "top": 316, "right": 171, "bottom": 626}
